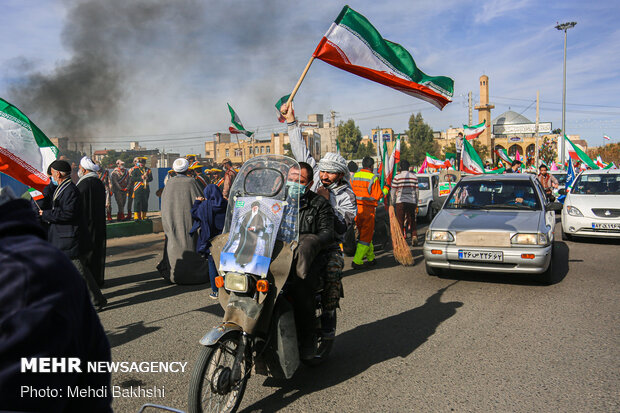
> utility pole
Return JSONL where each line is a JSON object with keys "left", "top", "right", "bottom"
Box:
{"left": 556, "top": 21, "right": 577, "bottom": 164}
{"left": 535, "top": 90, "right": 540, "bottom": 168}
{"left": 468, "top": 91, "right": 473, "bottom": 126}
{"left": 330, "top": 110, "right": 337, "bottom": 154}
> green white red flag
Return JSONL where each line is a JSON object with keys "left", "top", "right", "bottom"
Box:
{"left": 460, "top": 138, "right": 485, "bottom": 174}
{"left": 227, "top": 103, "right": 254, "bottom": 137}
{"left": 495, "top": 147, "right": 513, "bottom": 164}
{"left": 385, "top": 135, "right": 401, "bottom": 187}
{"left": 28, "top": 188, "right": 44, "bottom": 201}
{"left": 463, "top": 120, "right": 486, "bottom": 140}
{"left": 0, "top": 98, "right": 58, "bottom": 191}
{"left": 564, "top": 135, "right": 598, "bottom": 169}
{"left": 313, "top": 6, "right": 454, "bottom": 110}
{"left": 425, "top": 153, "right": 448, "bottom": 168}
{"left": 274, "top": 94, "right": 292, "bottom": 123}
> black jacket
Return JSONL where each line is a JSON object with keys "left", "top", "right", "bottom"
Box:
{"left": 41, "top": 178, "right": 89, "bottom": 258}
{"left": 298, "top": 190, "right": 334, "bottom": 244}
{"left": 0, "top": 199, "right": 112, "bottom": 412}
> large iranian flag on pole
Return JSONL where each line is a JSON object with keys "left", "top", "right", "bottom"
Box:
{"left": 227, "top": 103, "right": 254, "bottom": 137}
{"left": 313, "top": 6, "right": 454, "bottom": 110}
{"left": 425, "top": 153, "right": 447, "bottom": 168}
{"left": 460, "top": 138, "right": 485, "bottom": 174}
{"left": 0, "top": 98, "right": 58, "bottom": 191}
{"left": 564, "top": 134, "right": 598, "bottom": 169}
{"left": 463, "top": 120, "right": 486, "bottom": 140}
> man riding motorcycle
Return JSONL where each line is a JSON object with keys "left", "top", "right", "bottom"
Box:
{"left": 281, "top": 103, "right": 357, "bottom": 313}
{"left": 286, "top": 162, "right": 335, "bottom": 360}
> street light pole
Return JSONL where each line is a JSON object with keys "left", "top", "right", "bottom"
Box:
{"left": 555, "top": 21, "right": 577, "bottom": 165}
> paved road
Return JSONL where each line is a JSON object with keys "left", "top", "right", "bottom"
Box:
{"left": 99, "top": 223, "right": 619, "bottom": 412}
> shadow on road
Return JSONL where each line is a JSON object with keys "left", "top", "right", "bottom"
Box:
{"left": 436, "top": 241, "right": 570, "bottom": 286}
{"left": 105, "top": 253, "right": 157, "bottom": 269}
{"left": 103, "top": 271, "right": 208, "bottom": 311}
{"left": 240, "top": 284, "right": 462, "bottom": 412}
{"left": 106, "top": 321, "right": 161, "bottom": 348}
{"left": 106, "top": 239, "right": 163, "bottom": 256}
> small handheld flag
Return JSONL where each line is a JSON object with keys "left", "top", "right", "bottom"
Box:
{"left": 227, "top": 103, "right": 254, "bottom": 137}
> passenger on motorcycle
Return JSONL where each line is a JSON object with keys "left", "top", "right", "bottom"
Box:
{"left": 286, "top": 162, "right": 335, "bottom": 360}
{"left": 281, "top": 103, "right": 357, "bottom": 313}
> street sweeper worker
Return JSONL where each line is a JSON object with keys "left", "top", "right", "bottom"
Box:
{"left": 281, "top": 102, "right": 356, "bottom": 313}
{"left": 350, "top": 156, "right": 383, "bottom": 269}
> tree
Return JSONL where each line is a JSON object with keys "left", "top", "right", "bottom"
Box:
{"left": 282, "top": 143, "right": 293, "bottom": 158}
{"left": 101, "top": 150, "right": 135, "bottom": 168}
{"left": 539, "top": 135, "right": 558, "bottom": 166}
{"left": 589, "top": 142, "right": 620, "bottom": 166}
{"left": 354, "top": 140, "right": 375, "bottom": 159}
{"left": 407, "top": 112, "right": 438, "bottom": 165}
{"left": 337, "top": 119, "right": 362, "bottom": 160}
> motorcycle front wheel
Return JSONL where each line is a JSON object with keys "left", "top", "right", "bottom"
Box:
{"left": 188, "top": 333, "right": 250, "bottom": 413}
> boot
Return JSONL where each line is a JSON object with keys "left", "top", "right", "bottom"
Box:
{"left": 107, "top": 210, "right": 112, "bottom": 221}
{"left": 352, "top": 243, "right": 369, "bottom": 268}
{"left": 117, "top": 211, "right": 125, "bottom": 221}
{"left": 141, "top": 212, "right": 148, "bottom": 220}
{"left": 134, "top": 212, "right": 140, "bottom": 220}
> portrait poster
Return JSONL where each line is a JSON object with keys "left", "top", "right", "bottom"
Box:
{"left": 219, "top": 197, "right": 284, "bottom": 276}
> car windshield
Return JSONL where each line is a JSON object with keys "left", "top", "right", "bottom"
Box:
{"left": 551, "top": 173, "right": 567, "bottom": 185}
{"left": 445, "top": 180, "right": 541, "bottom": 210}
{"left": 418, "top": 176, "right": 430, "bottom": 190}
{"left": 571, "top": 174, "right": 620, "bottom": 195}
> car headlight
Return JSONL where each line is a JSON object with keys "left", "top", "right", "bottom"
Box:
{"left": 224, "top": 272, "right": 249, "bottom": 293}
{"left": 566, "top": 205, "right": 583, "bottom": 217}
{"left": 511, "top": 233, "right": 547, "bottom": 245}
{"left": 426, "top": 230, "right": 454, "bottom": 242}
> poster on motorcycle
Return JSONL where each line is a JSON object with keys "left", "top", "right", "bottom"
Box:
{"left": 220, "top": 197, "right": 284, "bottom": 276}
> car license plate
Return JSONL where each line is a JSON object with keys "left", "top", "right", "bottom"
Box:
{"left": 458, "top": 250, "right": 503, "bottom": 262}
{"left": 592, "top": 223, "right": 620, "bottom": 230}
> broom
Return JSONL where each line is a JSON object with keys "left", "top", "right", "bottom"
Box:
{"left": 388, "top": 205, "right": 414, "bottom": 266}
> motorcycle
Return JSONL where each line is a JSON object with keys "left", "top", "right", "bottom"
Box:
{"left": 188, "top": 155, "right": 336, "bottom": 413}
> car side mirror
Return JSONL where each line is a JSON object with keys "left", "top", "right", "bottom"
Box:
{"left": 558, "top": 188, "right": 567, "bottom": 196}
{"left": 547, "top": 202, "right": 563, "bottom": 212}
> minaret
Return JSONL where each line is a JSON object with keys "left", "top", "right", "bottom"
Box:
{"left": 474, "top": 75, "right": 494, "bottom": 150}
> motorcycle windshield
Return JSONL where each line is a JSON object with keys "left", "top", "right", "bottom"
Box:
{"left": 224, "top": 155, "right": 300, "bottom": 245}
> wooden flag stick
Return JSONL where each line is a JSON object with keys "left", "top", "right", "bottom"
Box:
{"left": 286, "top": 56, "right": 315, "bottom": 107}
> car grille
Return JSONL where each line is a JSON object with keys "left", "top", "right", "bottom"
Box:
{"left": 591, "top": 208, "right": 620, "bottom": 218}
{"left": 455, "top": 231, "right": 511, "bottom": 247}
{"left": 448, "top": 260, "right": 517, "bottom": 269}
{"left": 581, "top": 228, "right": 620, "bottom": 233}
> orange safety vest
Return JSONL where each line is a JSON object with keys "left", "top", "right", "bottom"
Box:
{"left": 350, "top": 168, "right": 383, "bottom": 208}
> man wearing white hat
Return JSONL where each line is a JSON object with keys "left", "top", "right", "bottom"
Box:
{"left": 77, "top": 156, "right": 108, "bottom": 288}
{"left": 159, "top": 158, "right": 209, "bottom": 284}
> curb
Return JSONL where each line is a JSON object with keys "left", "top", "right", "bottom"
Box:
{"left": 106, "top": 217, "right": 163, "bottom": 239}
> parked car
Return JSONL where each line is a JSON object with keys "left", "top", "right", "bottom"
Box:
{"left": 424, "top": 174, "right": 562, "bottom": 284}
{"left": 416, "top": 172, "right": 439, "bottom": 221}
{"left": 560, "top": 169, "right": 620, "bottom": 240}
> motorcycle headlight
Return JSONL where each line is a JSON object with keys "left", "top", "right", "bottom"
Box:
{"left": 224, "top": 272, "right": 249, "bottom": 293}
{"left": 511, "top": 233, "right": 547, "bottom": 245}
{"left": 566, "top": 205, "right": 583, "bottom": 217}
{"left": 426, "top": 230, "right": 454, "bottom": 242}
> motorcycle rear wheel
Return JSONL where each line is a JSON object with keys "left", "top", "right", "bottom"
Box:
{"left": 188, "top": 333, "right": 250, "bottom": 413}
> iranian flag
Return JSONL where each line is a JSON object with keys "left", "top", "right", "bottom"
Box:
{"left": 313, "top": 6, "right": 454, "bottom": 110}
{"left": 385, "top": 135, "right": 401, "bottom": 187}
{"left": 564, "top": 135, "right": 598, "bottom": 169}
{"left": 0, "top": 98, "right": 58, "bottom": 191}
{"left": 379, "top": 139, "right": 389, "bottom": 190}
{"left": 227, "top": 103, "right": 254, "bottom": 137}
{"left": 460, "top": 138, "right": 485, "bottom": 174}
{"left": 274, "top": 94, "right": 292, "bottom": 123}
{"left": 603, "top": 135, "right": 611, "bottom": 141}
{"left": 463, "top": 120, "right": 486, "bottom": 140}
{"left": 425, "top": 153, "right": 448, "bottom": 168}
{"left": 495, "top": 147, "right": 513, "bottom": 164}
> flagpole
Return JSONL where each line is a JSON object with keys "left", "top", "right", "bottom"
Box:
{"left": 286, "top": 56, "right": 315, "bottom": 107}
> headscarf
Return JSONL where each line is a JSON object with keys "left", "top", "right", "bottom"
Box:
{"left": 318, "top": 152, "right": 348, "bottom": 177}
{"left": 190, "top": 184, "right": 228, "bottom": 254}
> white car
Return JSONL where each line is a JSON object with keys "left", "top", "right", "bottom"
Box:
{"left": 561, "top": 169, "right": 620, "bottom": 240}
{"left": 416, "top": 173, "right": 438, "bottom": 220}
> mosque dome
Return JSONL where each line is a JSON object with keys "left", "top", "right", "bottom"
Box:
{"left": 492, "top": 110, "right": 531, "bottom": 125}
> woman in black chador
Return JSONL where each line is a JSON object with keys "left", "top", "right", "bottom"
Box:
{"left": 234, "top": 201, "right": 267, "bottom": 266}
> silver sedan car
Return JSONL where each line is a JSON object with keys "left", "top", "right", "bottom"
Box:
{"left": 423, "top": 174, "right": 563, "bottom": 284}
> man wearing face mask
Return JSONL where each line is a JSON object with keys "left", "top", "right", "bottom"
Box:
{"left": 40, "top": 160, "right": 107, "bottom": 310}
{"left": 282, "top": 103, "right": 357, "bottom": 323}
{"left": 284, "top": 162, "right": 335, "bottom": 359}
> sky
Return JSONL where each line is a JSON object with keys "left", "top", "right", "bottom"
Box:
{"left": 1, "top": 0, "right": 619, "bottom": 155}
